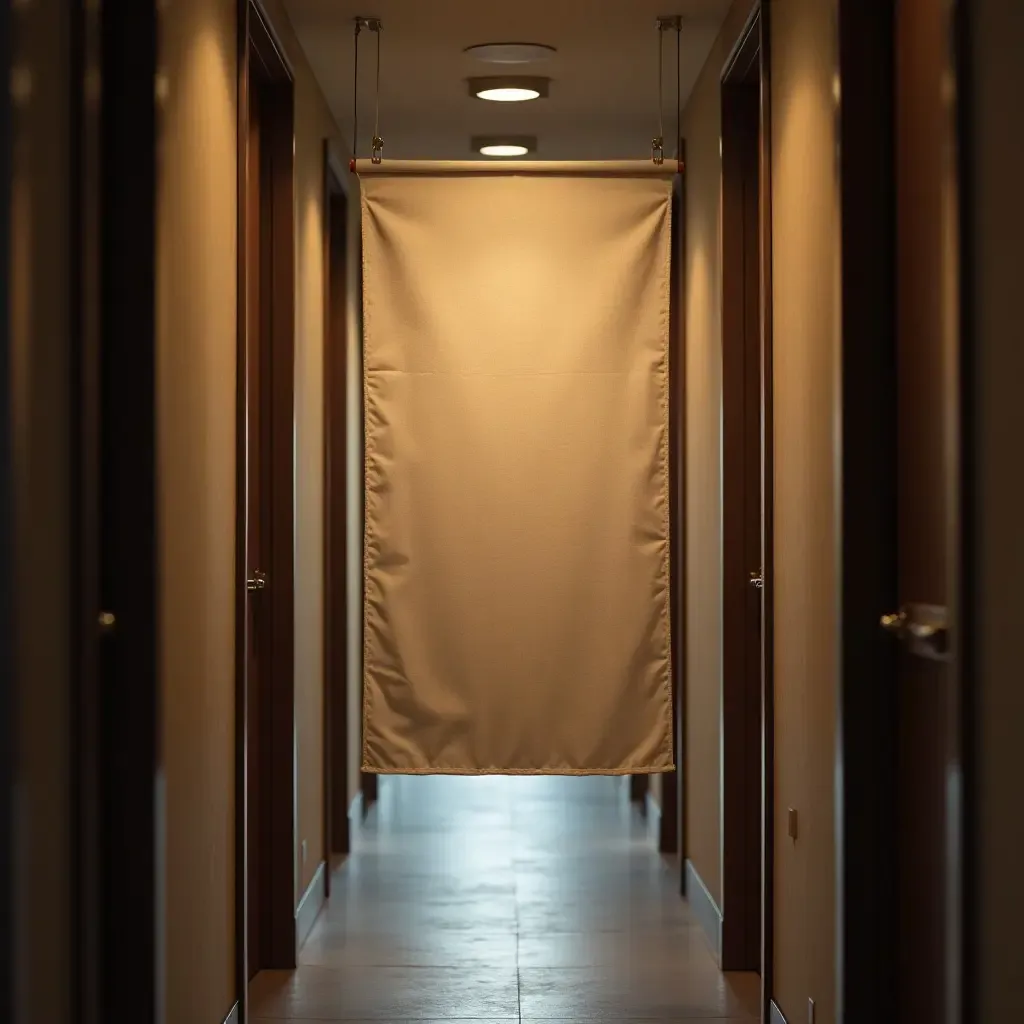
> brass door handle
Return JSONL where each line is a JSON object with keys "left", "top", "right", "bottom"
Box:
{"left": 247, "top": 570, "right": 267, "bottom": 592}
{"left": 880, "top": 610, "right": 907, "bottom": 635}
{"left": 880, "top": 603, "right": 950, "bottom": 660}
{"left": 749, "top": 571, "right": 764, "bottom": 590}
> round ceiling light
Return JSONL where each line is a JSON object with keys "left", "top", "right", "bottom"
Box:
{"left": 463, "top": 42, "right": 556, "bottom": 65}
{"left": 472, "top": 136, "right": 536, "bottom": 158}
{"left": 479, "top": 86, "right": 538, "bottom": 102}
{"left": 480, "top": 143, "right": 529, "bottom": 157}
{"left": 468, "top": 76, "right": 550, "bottom": 102}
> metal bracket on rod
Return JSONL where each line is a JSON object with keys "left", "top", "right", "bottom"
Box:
{"left": 352, "top": 16, "right": 384, "bottom": 167}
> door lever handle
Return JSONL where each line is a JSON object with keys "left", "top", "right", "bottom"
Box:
{"left": 880, "top": 610, "right": 907, "bottom": 635}
{"left": 247, "top": 570, "right": 267, "bottom": 592}
{"left": 749, "top": 571, "right": 764, "bottom": 591}
{"left": 880, "top": 603, "right": 949, "bottom": 661}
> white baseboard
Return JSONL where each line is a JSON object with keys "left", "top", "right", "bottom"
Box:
{"left": 295, "top": 859, "right": 326, "bottom": 950}
{"left": 684, "top": 858, "right": 723, "bottom": 961}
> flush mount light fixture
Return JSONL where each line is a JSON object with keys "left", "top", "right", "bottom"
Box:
{"left": 481, "top": 144, "right": 529, "bottom": 157}
{"left": 468, "top": 76, "right": 550, "bottom": 102}
{"left": 463, "top": 42, "right": 557, "bottom": 65}
{"left": 472, "top": 135, "right": 537, "bottom": 157}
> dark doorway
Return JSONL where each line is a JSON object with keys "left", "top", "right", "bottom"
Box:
{"left": 323, "top": 143, "right": 350, "bottom": 873}
{"left": 718, "top": 3, "right": 774, "bottom": 1002}
{"left": 237, "top": 0, "right": 297, "bottom": 987}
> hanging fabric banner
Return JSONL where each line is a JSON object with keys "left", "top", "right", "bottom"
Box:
{"left": 360, "top": 163, "right": 674, "bottom": 774}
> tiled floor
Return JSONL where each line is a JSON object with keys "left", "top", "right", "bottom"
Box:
{"left": 250, "top": 775, "right": 761, "bottom": 1022}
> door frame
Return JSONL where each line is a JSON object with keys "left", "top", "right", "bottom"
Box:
{"left": 0, "top": 0, "right": 13, "bottom": 1018}
{"left": 236, "top": 0, "right": 297, "bottom": 996}
{"left": 835, "top": 1, "right": 972, "bottom": 1020}
{"left": 323, "top": 142, "right": 350, "bottom": 870}
{"left": 718, "top": 3, "right": 774, "bottom": 992}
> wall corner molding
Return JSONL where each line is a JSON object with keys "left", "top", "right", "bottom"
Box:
{"left": 684, "top": 858, "right": 723, "bottom": 959}
{"left": 295, "top": 859, "right": 327, "bottom": 951}
{"left": 769, "top": 998, "right": 789, "bottom": 1024}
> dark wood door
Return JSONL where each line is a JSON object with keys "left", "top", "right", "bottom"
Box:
{"left": 325, "top": 179, "right": 350, "bottom": 861}
{"left": 890, "top": 0, "right": 963, "bottom": 1019}
{"left": 244, "top": 73, "right": 270, "bottom": 979}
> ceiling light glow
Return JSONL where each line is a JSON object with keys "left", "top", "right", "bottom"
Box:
{"left": 468, "top": 76, "right": 550, "bottom": 102}
{"left": 472, "top": 135, "right": 536, "bottom": 158}
{"left": 480, "top": 144, "right": 529, "bottom": 157}
{"left": 476, "top": 86, "right": 539, "bottom": 102}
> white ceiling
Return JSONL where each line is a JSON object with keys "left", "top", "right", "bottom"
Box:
{"left": 284, "top": 0, "right": 731, "bottom": 161}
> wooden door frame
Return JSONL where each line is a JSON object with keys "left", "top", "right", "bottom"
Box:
{"left": 323, "top": 142, "right": 350, "bottom": 871}
{"left": 236, "top": 0, "right": 297, "bottom": 1000}
{"left": 0, "top": 0, "right": 11, "bottom": 1014}
{"left": 719, "top": 3, "right": 773, "bottom": 987}
{"left": 835, "top": 2, "right": 972, "bottom": 1021}
{"left": 756, "top": 8, "right": 775, "bottom": 1014}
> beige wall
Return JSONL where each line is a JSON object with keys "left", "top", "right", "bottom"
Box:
{"left": 259, "top": 0, "right": 346, "bottom": 905}
{"left": 680, "top": 0, "right": 756, "bottom": 911}
{"left": 681, "top": 0, "right": 839, "bottom": 1017}
{"left": 158, "top": 1, "right": 344, "bottom": 1020}
{"left": 972, "top": 0, "right": 1024, "bottom": 1018}
{"left": 157, "top": 2, "right": 238, "bottom": 1021}
{"left": 769, "top": 0, "right": 839, "bottom": 1019}
{"left": 9, "top": 4, "right": 73, "bottom": 1022}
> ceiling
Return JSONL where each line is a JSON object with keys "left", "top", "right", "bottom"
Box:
{"left": 284, "top": 0, "right": 732, "bottom": 161}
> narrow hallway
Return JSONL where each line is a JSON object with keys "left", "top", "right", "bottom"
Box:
{"left": 250, "top": 776, "right": 760, "bottom": 1021}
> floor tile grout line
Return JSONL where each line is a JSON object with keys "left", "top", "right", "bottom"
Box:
{"left": 512, "top": 791, "right": 522, "bottom": 1024}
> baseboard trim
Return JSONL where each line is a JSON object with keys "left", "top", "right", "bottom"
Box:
{"left": 222, "top": 1001, "right": 239, "bottom": 1024}
{"left": 684, "top": 858, "right": 723, "bottom": 959}
{"left": 770, "top": 998, "right": 789, "bottom": 1024}
{"left": 295, "top": 859, "right": 326, "bottom": 950}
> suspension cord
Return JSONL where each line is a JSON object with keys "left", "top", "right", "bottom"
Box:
{"left": 676, "top": 22, "right": 681, "bottom": 161}
{"left": 658, "top": 29, "right": 664, "bottom": 143}
{"left": 372, "top": 23, "right": 383, "bottom": 162}
{"left": 352, "top": 20, "right": 360, "bottom": 159}
{"left": 352, "top": 18, "right": 384, "bottom": 163}
{"left": 653, "top": 23, "right": 664, "bottom": 164}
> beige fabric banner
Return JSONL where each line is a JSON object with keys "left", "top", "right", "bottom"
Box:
{"left": 360, "top": 170, "right": 674, "bottom": 775}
